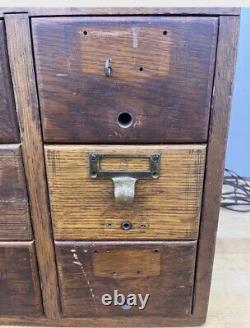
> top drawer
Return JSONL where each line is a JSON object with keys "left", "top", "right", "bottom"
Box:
{"left": 0, "top": 21, "right": 19, "bottom": 143}
{"left": 32, "top": 17, "right": 218, "bottom": 143}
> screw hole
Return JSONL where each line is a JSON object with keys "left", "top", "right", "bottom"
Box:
{"left": 94, "top": 250, "right": 98, "bottom": 253}
{"left": 84, "top": 30, "right": 88, "bottom": 35}
{"left": 139, "top": 66, "right": 144, "bottom": 71}
{"left": 154, "top": 249, "right": 159, "bottom": 253}
{"left": 163, "top": 30, "right": 167, "bottom": 35}
{"left": 137, "top": 270, "right": 141, "bottom": 274}
{"left": 121, "top": 220, "right": 132, "bottom": 231}
{"left": 118, "top": 112, "right": 133, "bottom": 128}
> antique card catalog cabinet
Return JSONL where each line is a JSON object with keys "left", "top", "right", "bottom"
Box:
{"left": 0, "top": 7, "right": 240, "bottom": 327}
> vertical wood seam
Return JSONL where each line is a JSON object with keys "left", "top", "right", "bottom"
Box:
{"left": 4, "top": 13, "right": 61, "bottom": 319}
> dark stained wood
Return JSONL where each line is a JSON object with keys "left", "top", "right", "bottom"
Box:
{"left": 192, "top": 16, "right": 240, "bottom": 323}
{"left": 0, "top": 7, "right": 241, "bottom": 16}
{"left": 0, "top": 241, "right": 43, "bottom": 316}
{"left": 0, "top": 145, "right": 32, "bottom": 240}
{"left": 32, "top": 17, "right": 218, "bottom": 143}
{"left": 45, "top": 145, "right": 206, "bottom": 240}
{"left": 56, "top": 241, "right": 197, "bottom": 318}
{"left": 5, "top": 14, "right": 61, "bottom": 319}
{"left": 0, "top": 21, "right": 19, "bottom": 143}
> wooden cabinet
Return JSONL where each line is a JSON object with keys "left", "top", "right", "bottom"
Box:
{"left": 32, "top": 17, "right": 217, "bottom": 143}
{"left": 0, "top": 7, "right": 240, "bottom": 327}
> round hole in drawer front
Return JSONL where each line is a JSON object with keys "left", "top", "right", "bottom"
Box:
{"left": 163, "top": 30, "right": 168, "bottom": 35}
{"left": 121, "top": 220, "right": 132, "bottom": 231}
{"left": 117, "top": 112, "right": 133, "bottom": 128}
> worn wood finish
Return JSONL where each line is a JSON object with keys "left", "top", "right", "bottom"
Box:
{"left": 0, "top": 7, "right": 241, "bottom": 17}
{"left": 192, "top": 16, "right": 240, "bottom": 323}
{"left": 0, "top": 145, "right": 32, "bottom": 240}
{"left": 45, "top": 145, "right": 206, "bottom": 240}
{"left": 32, "top": 17, "right": 217, "bottom": 143}
{"left": 56, "top": 241, "right": 197, "bottom": 317}
{"left": 0, "top": 241, "right": 43, "bottom": 316}
{"left": 5, "top": 14, "right": 60, "bottom": 319}
{"left": 0, "top": 21, "right": 19, "bottom": 143}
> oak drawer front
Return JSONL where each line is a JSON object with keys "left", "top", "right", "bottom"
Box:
{"left": 0, "top": 241, "right": 43, "bottom": 316}
{"left": 0, "top": 145, "right": 32, "bottom": 240}
{"left": 32, "top": 17, "right": 217, "bottom": 143}
{"left": 56, "top": 241, "right": 196, "bottom": 317}
{"left": 45, "top": 145, "right": 206, "bottom": 240}
{"left": 0, "top": 21, "right": 19, "bottom": 143}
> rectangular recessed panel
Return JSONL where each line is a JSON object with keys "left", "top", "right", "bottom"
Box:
{"left": 56, "top": 241, "right": 197, "bottom": 317}
{"left": 45, "top": 144, "right": 206, "bottom": 240}
{"left": 32, "top": 17, "right": 218, "bottom": 143}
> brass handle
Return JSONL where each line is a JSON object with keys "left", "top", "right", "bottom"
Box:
{"left": 89, "top": 153, "right": 160, "bottom": 205}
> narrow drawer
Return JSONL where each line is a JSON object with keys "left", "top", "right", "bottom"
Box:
{"left": 45, "top": 145, "right": 206, "bottom": 240}
{"left": 0, "top": 145, "right": 32, "bottom": 240}
{"left": 0, "top": 21, "right": 19, "bottom": 143}
{"left": 56, "top": 241, "right": 197, "bottom": 317}
{"left": 32, "top": 16, "right": 217, "bottom": 143}
{"left": 0, "top": 241, "right": 43, "bottom": 316}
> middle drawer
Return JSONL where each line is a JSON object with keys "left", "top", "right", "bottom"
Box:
{"left": 45, "top": 145, "right": 206, "bottom": 240}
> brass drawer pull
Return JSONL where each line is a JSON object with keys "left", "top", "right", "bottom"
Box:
{"left": 89, "top": 153, "right": 160, "bottom": 205}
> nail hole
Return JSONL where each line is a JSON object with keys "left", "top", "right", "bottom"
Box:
{"left": 154, "top": 249, "right": 159, "bottom": 253}
{"left": 139, "top": 66, "right": 144, "bottom": 71}
{"left": 84, "top": 30, "right": 88, "bottom": 35}
{"left": 94, "top": 250, "right": 98, "bottom": 253}
{"left": 137, "top": 270, "right": 141, "bottom": 274}
{"left": 163, "top": 30, "right": 167, "bottom": 35}
{"left": 118, "top": 112, "right": 133, "bottom": 128}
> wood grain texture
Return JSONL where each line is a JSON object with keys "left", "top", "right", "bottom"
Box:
{"left": 0, "top": 7, "right": 241, "bottom": 17}
{"left": 32, "top": 17, "right": 218, "bottom": 143}
{"left": 45, "top": 145, "right": 206, "bottom": 240}
{"left": 0, "top": 241, "right": 43, "bottom": 316}
{"left": 5, "top": 14, "right": 60, "bottom": 319}
{"left": 0, "top": 21, "right": 19, "bottom": 143}
{"left": 0, "top": 145, "right": 32, "bottom": 240}
{"left": 192, "top": 16, "right": 240, "bottom": 323}
{"left": 55, "top": 241, "right": 197, "bottom": 317}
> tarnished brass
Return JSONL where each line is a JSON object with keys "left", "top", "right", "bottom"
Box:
{"left": 89, "top": 153, "right": 161, "bottom": 205}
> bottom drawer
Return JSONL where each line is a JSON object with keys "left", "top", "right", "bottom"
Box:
{"left": 0, "top": 241, "right": 43, "bottom": 316}
{"left": 56, "top": 241, "right": 197, "bottom": 317}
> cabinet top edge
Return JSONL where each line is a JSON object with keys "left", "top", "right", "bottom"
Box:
{"left": 0, "top": 7, "right": 240, "bottom": 17}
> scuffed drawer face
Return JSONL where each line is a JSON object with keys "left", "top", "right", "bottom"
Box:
{"left": 56, "top": 241, "right": 197, "bottom": 317}
{"left": 0, "top": 145, "right": 32, "bottom": 240}
{"left": 0, "top": 242, "right": 43, "bottom": 316}
{"left": 45, "top": 145, "right": 206, "bottom": 240}
{"left": 0, "top": 22, "right": 19, "bottom": 143}
{"left": 32, "top": 17, "right": 217, "bottom": 143}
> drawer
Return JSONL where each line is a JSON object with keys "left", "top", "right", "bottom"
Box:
{"left": 56, "top": 241, "right": 197, "bottom": 317}
{"left": 0, "top": 21, "right": 19, "bottom": 143}
{"left": 45, "top": 145, "right": 206, "bottom": 240}
{"left": 32, "top": 17, "right": 217, "bottom": 143}
{"left": 0, "top": 145, "right": 32, "bottom": 240}
{"left": 0, "top": 241, "right": 43, "bottom": 316}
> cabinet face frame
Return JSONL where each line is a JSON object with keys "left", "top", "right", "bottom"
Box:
{"left": 2, "top": 9, "right": 240, "bottom": 327}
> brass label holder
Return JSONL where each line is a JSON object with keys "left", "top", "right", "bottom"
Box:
{"left": 89, "top": 153, "right": 161, "bottom": 205}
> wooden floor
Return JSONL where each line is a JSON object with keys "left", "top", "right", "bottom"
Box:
{"left": 2, "top": 208, "right": 250, "bottom": 328}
